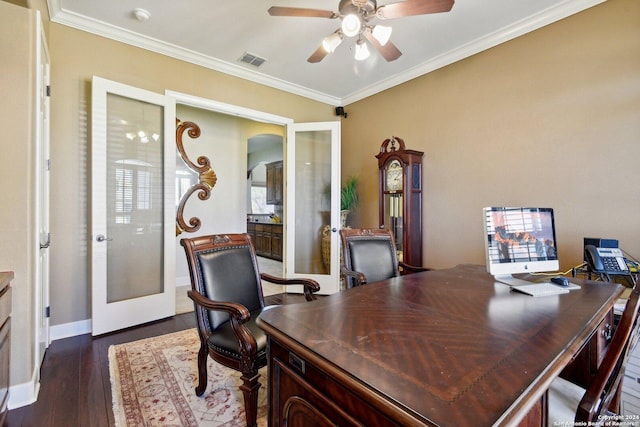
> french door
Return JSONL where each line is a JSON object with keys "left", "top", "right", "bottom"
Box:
{"left": 91, "top": 77, "right": 176, "bottom": 335}
{"left": 285, "top": 122, "right": 341, "bottom": 294}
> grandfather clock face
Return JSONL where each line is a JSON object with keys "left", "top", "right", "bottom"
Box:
{"left": 385, "top": 160, "right": 403, "bottom": 191}
{"left": 382, "top": 159, "right": 404, "bottom": 256}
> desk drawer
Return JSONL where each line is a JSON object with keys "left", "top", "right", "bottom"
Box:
{"left": 269, "top": 339, "right": 401, "bottom": 426}
{"left": 560, "top": 310, "right": 614, "bottom": 388}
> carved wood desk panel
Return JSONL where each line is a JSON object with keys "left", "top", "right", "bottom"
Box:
{"left": 257, "top": 264, "right": 623, "bottom": 426}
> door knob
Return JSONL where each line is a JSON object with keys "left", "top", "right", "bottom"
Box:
{"left": 96, "top": 234, "right": 113, "bottom": 242}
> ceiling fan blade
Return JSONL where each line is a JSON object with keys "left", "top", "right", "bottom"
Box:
{"left": 377, "top": 0, "right": 454, "bottom": 20}
{"left": 364, "top": 29, "right": 402, "bottom": 62}
{"left": 268, "top": 6, "right": 337, "bottom": 19}
{"left": 307, "top": 45, "right": 330, "bottom": 63}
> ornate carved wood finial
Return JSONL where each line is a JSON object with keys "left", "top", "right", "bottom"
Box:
{"left": 377, "top": 136, "right": 408, "bottom": 156}
{"left": 175, "top": 119, "right": 218, "bottom": 236}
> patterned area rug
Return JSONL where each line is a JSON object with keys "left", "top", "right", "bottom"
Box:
{"left": 109, "top": 328, "right": 268, "bottom": 426}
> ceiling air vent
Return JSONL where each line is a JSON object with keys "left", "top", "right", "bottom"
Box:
{"left": 239, "top": 52, "right": 267, "bottom": 68}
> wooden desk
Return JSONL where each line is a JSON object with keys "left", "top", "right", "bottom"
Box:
{"left": 257, "top": 264, "right": 623, "bottom": 426}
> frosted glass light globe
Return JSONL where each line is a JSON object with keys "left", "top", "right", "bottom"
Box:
{"left": 341, "top": 14, "right": 361, "bottom": 37}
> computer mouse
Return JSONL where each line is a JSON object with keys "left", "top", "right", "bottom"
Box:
{"left": 551, "top": 276, "right": 570, "bottom": 287}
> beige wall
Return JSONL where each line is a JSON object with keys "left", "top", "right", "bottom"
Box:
{"left": 342, "top": 0, "right": 640, "bottom": 272}
{"left": 0, "top": 0, "right": 37, "bottom": 400}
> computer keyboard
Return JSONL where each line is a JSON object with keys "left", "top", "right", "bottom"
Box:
{"left": 511, "top": 282, "right": 570, "bottom": 297}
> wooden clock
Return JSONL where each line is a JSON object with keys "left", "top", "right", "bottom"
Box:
{"left": 376, "top": 136, "right": 424, "bottom": 267}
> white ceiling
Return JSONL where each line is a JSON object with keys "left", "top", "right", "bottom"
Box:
{"left": 47, "top": 0, "right": 604, "bottom": 105}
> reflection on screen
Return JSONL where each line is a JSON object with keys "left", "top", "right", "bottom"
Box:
{"left": 483, "top": 207, "right": 559, "bottom": 276}
{"left": 488, "top": 209, "right": 556, "bottom": 263}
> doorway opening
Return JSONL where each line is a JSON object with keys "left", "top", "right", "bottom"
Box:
{"left": 172, "top": 101, "right": 289, "bottom": 310}
{"left": 168, "top": 91, "right": 342, "bottom": 296}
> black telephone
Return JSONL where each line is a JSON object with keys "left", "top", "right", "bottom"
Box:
{"left": 584, "top": 245, "right": 629, "bottom": 274}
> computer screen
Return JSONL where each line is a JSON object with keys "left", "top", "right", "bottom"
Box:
{"left": 483, "top": 207, "right": 559, "bottom": 280}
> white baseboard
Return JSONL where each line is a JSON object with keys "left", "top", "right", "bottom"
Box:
{"left": 50, "top": 318, "right": 92, "bottom": 341}
{"left": 16, "top": 282, "right": 192, "bottom": 409}
{"left": 48, "top": 281, "right": 190, "bottom": 342}
{"left": 8, "top": 369, "right": 40, "bottom": 409}
{"left": 9, "top": 320, "right": 92, "bottom": 409}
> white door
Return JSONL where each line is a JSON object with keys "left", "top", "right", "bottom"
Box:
{"left": 285, "top": 122, "right": 341, "bottom": 294}
{"left": 35, "top": 12, "right": 50, "bottom": 367}
{"left": 91, "top": 77, "right": 176, "bottom": 335}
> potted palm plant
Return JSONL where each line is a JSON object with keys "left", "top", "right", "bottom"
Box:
{"left": 340, "top": 176, "right": 359, "bottom": 227}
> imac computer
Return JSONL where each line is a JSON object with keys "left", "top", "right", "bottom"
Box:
{"left": 483, "top": 207, "right": 559, "bottom": 286}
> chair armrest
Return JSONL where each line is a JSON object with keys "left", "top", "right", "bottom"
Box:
{"left": 187, "top": 289, "right": 258, "bottom": 358}
{"left": 340, "top": 265, "right": 367, "bottom": 288}
{"left": 187, "top": 289, "right": 250, "bottom": 323}
{"left": 260, "top": 273, "right": 321, "bottom": 301}
{"left": 398, "top": 262, "right": 430, "bottom": 275}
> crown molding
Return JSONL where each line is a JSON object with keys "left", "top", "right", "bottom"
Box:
{"left": 48, "top": 0, "right": 604, "bottom": 107}
{"left": 47, "top": 0, "right": 341, "bottom": 106}
{"left": 342, "top": 0, "right": 606, "bottom": 105}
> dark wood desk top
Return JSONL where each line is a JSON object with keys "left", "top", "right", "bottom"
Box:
{"left": 258, "top": 264, "right": 624, "bottom": 426}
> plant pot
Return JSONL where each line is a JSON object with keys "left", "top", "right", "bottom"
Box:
{"left": 321, "top": 210, "right": 351, "bottom": 274}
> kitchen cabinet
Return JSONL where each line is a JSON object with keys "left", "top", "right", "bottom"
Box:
{"left": 255, "top": 225, "right": 272, "bottom": 257}
{"left": 247, "top": 222, "right": 283, "bottom": 261}
{"left": 266, "top": 161, "right": 283, "bottom": 205}
{"left": 271, "top": 226, "right": 283, "bottom": 260}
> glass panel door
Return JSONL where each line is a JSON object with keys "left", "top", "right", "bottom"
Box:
{"left": 91, "top": 77, "right": 175, "bottom": 335}
{"left": 286, "top": 122, "right": 341, "bottom": 294}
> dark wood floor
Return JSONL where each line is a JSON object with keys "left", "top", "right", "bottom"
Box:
{"left": 5, "top": 293, "right": 305, "bottom": 427}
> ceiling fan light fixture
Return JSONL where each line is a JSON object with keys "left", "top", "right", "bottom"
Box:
{"left": 322, "top": 31, "right": 343, "bottom": 53}
{"left": 341, "top": 14, "right": 361, "bottom": 37}
{"left": 372, "top": 25, "right": 392, "bottom": 46}
{"left": 354, "top": 39, "right": 370, "bottom": 61}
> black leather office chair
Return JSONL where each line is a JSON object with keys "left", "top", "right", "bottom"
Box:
{"left": 340, "top": 228, "right": 429, "bottom": 289}
{"left": 180, "top": 233, "right": 320, "bottom": 427}
{"left": 548, "top": 286, "right": 640, "bottom": 424}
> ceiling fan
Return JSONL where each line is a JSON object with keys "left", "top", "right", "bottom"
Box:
{"left": 268, "top": 0, "right": 455, "bottom": 63}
